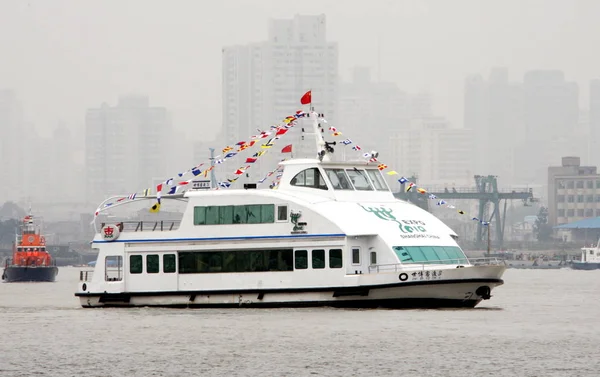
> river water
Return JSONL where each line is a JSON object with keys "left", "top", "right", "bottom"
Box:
{"left": 1, "top": 267, "right": 599, "bottom": 377}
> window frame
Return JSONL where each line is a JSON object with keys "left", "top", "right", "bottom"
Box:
{"left": 295, "top": 249, "right": 308, "bottom": 270}
{"left": 312, "top": 249, "right": 325, "bottom": 269}
{"left": 163, "top": 254, "right": 176, "bottom": 273}
{"left": 129, "top": 255, "right": 143, "bottom": 274}
{"left": 105, "top": 255, "right": 123, "bottom": 281}
{"left": 146, "top": 254, "right": 159, "bottom": 274}
{"left": 351, "top": 247, "right": 361, "bottom": 265}
{"left": 345, "top": 168, "right": 374, "bottom": 191}
{"left": 276, "top": 205, "right": 288, "bottom": 222}
{"left": 365, "top": 169, "right": 389, "bottom": 191}
{"left": 329, "top": 248, "right": 343, "bottom": 268}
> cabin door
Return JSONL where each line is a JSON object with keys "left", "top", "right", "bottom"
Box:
{"left": 350, "top": 246, "right": 363, "bottom": 274}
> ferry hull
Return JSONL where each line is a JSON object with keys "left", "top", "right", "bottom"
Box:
{"left": 571, "top": 261, "right": 600, "bottom": 270}
{"left": 76, "top": 278, "right": 503, "bottom": 309}
{"left": 2, "top": 266, "right": 58, "bottom": 282}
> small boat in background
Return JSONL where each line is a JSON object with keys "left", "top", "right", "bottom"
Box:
{"left": 571, "top": 238, "right": 600, "bottom": 270}
{"left": 1, "top": 213, "right": 58, "bottom": 282}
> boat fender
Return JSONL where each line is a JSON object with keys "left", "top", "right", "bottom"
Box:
{"left": 82, "top": 283, "right": 87, "bottom": 291}
{"left": 399, "top": 273, "right": 408, "bottom": 281}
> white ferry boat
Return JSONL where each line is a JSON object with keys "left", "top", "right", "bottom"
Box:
{"left": 76, "top": 110, "right": 506, "bottom": 309}
{"left": 572, "top": 238, "right": 600, "bottom": 270}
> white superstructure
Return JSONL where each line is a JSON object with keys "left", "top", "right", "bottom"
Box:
{"left": 76, "top": 110, "right": 505, "bottom": 309}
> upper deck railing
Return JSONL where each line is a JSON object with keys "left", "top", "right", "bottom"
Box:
{"left": 99, "top": 220, "right": 181, "bottom": 233}
{"left": 367, "top": 257, "right": 505, "bottom": 273}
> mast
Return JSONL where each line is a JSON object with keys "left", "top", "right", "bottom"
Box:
{"left": 311, "top": 107, "right": 331, "bottom": 162}
{"left": 487, "top": 224, "right": 491, "bottom": 254}
{"left": 209, "top": 147, "right": 216, "bottom": 188}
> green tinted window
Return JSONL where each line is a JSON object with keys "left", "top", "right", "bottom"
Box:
{"left": 205, "top": 206, "right": 219, "bottom": 225}
{"left": 443, "top": 246, "right": 468, "bottom": 264}
{"left": 219, "top": 206, "right": 233, "bottom": 224}
{"left": 130, "top": 255, "right": 143, "bottom": 274}
{"left": 261, "top": 204, "right": 275, "bottom": 223}
{"left": 147, "top": 254, "right": 159, "bottom": 273}
{"left": 233, "top": 205, "right": 246, "bottom": 224}
{"left": 246, "top": 205, "right": 261, "bottom": 224}
{"left": 194, "top": 207, "right": 206, "bottom": 225}
{"left": 329, "top": 249, "right": 343, "bottom": 268}
{"left": 163, "top": 254, "right": 176, "bottom": 273}
{"left": 393, "top": 246, "right": 468, "bottom": 265}
{"left": 312, "top": 249, "right": 325, "bottom": 269}
{"left": 295, "top": 250, "right": 308, "bottom": 269}
{"left": 194, "top": 205, "right": 276, "bottom": 225}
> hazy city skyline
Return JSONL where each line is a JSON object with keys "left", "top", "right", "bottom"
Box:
{"left": 3, "top": 0, "right": 600, "bottom": 140}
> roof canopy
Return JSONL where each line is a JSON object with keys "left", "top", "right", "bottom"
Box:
{"left": 554, "top": 217, "right": 600, "bottom": 229}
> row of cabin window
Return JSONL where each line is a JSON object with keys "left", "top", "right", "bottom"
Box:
{"left": 194, "top": 204, "right": 288, "bottom": 225}
{"left": 178, "top": 248, "right": 343, "bottom": 273}
{"left": 291, "top": 167, "right": 389, "bottom": 192}
{"left": 393, "top": 246, "right": 468, "bottom": 264}
{"left": 129, "top": 254, "right": 177, "bottom": 274}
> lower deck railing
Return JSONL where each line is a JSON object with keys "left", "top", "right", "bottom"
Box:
{"left": 80, "top": 270, "right": 94, "bottom": 282}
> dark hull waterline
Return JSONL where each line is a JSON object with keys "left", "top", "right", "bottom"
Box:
{"left": 2, "top": 266, "right": 58, "bottom": 282}
{"left": 571, "top": 262, "right": 600, "bottom": 270}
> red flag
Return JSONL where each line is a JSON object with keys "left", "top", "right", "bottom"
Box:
{"left": 245, "top": 157, "right": 257, "bottom": 163}
{"left": 281, "top": 144, "right": 292, "bottom": 153}
{"left": 300, "top": 91, "right": 311, "bottom": 105}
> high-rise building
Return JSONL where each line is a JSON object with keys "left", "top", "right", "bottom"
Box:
{"left": 389, "top": 117, "right": 473, "bottom": 189}
{"left": 85, "top": 95, "right": 172, "bottom": 205}
{"left": 465, "top": 69, "right": 580, "bottom": 187}
{"left": 464, "top": 68, "right": 523, "bottom": 184}
{"left": 547, "top": 156, "right": 600, "bottom": 227}
{"left": 222, "top": 14, "right": 338, "bottom": 179}
{"left": 516, "top": 71, "right": 579, "bottom": 184}
{"left": 590, "top": 80, "right": 600, "bottom": 166}
{"left": 338, "top": 67, "right": 409, "bottom": 161}
{"left": 0, "top": 90, "right": 30, "bottom": 201}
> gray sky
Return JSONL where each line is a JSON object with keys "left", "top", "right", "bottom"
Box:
{"left": 1, "top": 0, "right": 599, "bottom": 138}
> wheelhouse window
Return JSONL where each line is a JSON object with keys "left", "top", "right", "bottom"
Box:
{"left": 324, "top": 169, "right": 352, "bottom": 190}
{"left": 393, "top": 246, "right": 468, "bottom": 265}
{"left": 129, "top": 255, "right": 143, "bottom": 274}
{"left": 146, "top": 254, "right": 159, "bottom": 273}
{"left": 345, "top": 168, "right": 374, "bottom": 191}
{"left": 291, "top": 168, "right": 328, "bottom": 190}
{"left": 329, "top": 249, "right": 343, "bottom": 268}
{"left": 365, "top": 169, "right": 388, "bottom": 191}
{"left": 194, "top": 204, "right": 275, "bottom": 225}
{"left": 105, "top": 256, "right": 123, "bottom": 281}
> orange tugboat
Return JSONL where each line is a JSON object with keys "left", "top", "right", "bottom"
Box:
{"left": 1, "top": 214, "right": 58, "bottom": 282}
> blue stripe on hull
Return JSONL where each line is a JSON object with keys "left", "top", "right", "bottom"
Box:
{"left": 92, "top": 233, "right": 347, "bottom": 244}
{"left": 2, "top": 266, "right": 58, "bottom": 282}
